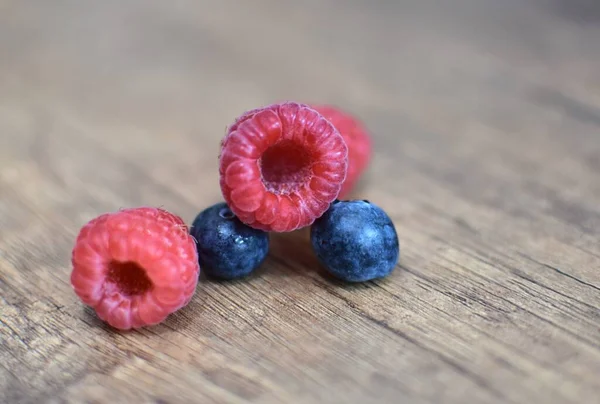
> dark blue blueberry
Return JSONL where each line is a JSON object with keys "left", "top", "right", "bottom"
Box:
{"left": 310, "top": 200, "right": 399, "bottom": 282}
{"left": 191, "top": 202, "right": 269, "bottom": 279}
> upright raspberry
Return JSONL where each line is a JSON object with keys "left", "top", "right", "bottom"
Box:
{"left": 219, "top": 102, "right": 348, "bottom": 232}
{"left": 312, "top": 105, "right": 372, "bottom": 198}
{"left": 70, "top": 207, "right": 199, "bottom": 330}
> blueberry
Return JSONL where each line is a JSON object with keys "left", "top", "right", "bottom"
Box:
{"left": 191, "top": 202, "right": 269, "bottom": 279}
{"left": 310, "top": 200, "right": 399, "bottom": 282}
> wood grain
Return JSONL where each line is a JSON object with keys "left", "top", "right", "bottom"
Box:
{"left": 1, "top": 1, "right": 599, "bottom": 403}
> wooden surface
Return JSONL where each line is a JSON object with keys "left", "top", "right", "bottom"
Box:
{"left": 1, "top": 1, "right": 600, "bottom": 403}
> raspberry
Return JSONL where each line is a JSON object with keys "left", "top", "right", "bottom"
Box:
{"left": 312, "top": 105, "right": 372, "bottom": 198}
{"left": 70, "top": 207, "right": 199, "bottom": 330}
{"left": 219, "top": 102, "right": 348, "bottom": 232}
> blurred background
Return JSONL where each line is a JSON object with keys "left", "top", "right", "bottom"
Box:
{"left": 2, "top": 0, "right": 599, "bottom": 214}
{"left": 1, "top": 0, "right": 599, "bottom": 226}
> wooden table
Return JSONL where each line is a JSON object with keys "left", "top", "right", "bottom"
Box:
{"left": 1, "top": 1, "right": 599, "bottom": 403}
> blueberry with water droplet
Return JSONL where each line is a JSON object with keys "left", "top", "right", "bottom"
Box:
{"left": 190, "top": 203, "right": 269, "bottom": 279}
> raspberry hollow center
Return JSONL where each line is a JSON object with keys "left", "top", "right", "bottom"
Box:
{"left": 107, "top": 260, "right": 153, "bottom": 296}
{"left": 260, "top": 140, "right": 313, "bottom": 194}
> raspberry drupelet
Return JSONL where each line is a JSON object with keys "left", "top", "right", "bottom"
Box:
{"left": 70, "top": 207, "right": 199, "bottom": 330}
{"left": 312, "top": 105, "right": 372, "bottom": 198}
{"left": 219, "top": 102, "right": 348, "bottom": 232}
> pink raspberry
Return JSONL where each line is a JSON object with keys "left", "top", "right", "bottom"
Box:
{"left": 219, "top": 102, "right": 348, "bottom": 232}
{"left": 312, "top": 105, "right": 372, "bottom": 198}
{"left": 70, "top": 207, "right": 199, "bottom": 330}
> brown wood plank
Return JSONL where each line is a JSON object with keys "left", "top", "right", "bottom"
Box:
{"left": 1, "top": 1, "right": 599, "bottom": 403}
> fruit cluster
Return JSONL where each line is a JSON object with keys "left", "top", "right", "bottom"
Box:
{"left": 71, "top": 102, "right": 400, "bottom": 330}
